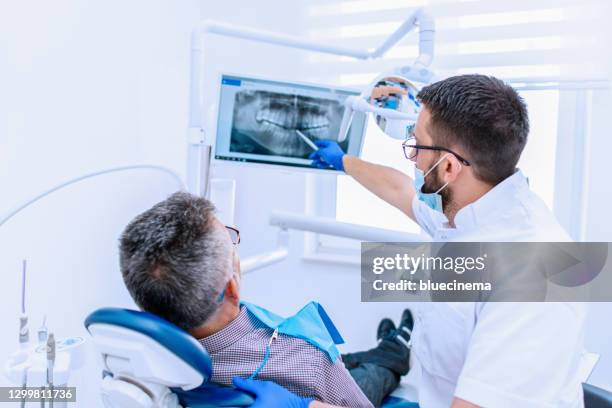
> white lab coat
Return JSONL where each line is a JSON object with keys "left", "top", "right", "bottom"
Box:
{"left": 410, "top": 170, "right": 585, "bottom": 408}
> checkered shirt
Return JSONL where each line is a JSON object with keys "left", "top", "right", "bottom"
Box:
{"left": 197, "top": 305, "right": 373, "bottom": 407}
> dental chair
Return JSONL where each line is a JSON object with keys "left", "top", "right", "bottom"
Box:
{"left": 584, "top": 383, "right": 612, "bottom": 408}
{"left": 86, "top": 307, "right": 420, "bottom": 408}
{"left": 85, "top": 308, "right": 254, "bottom": 408}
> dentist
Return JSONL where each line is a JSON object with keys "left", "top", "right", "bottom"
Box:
{"left": 234, "top": 74, "right": 585, "bottom": 407}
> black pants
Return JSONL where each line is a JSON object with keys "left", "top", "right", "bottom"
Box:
{"left": 343, "top": 337, "right": 411, "bottom": 407}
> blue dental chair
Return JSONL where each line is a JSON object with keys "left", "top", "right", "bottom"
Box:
{"left": 85, "top": 308, "right": 255, "bottom": 408}
{"left": 584, "top": 383, "right": 612, "bottom": 408}
{"left": 85, "top": 307, "right": 420, "bottom": 408}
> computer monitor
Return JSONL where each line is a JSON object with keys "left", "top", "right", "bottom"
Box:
{"left": 214, "top": 74, "right": 367, "bottom": 171}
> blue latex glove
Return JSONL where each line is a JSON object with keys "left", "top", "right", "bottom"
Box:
{"left": 308, "top": 140, "right": 345, "bottom": 171}
{"left": 233, "top": 377, "right": 313, "bottom": 408}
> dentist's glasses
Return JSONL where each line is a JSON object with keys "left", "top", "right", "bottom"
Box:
{"left": 402, "top": 135, "right": 471, "bottom": 166}
{"left": 225, "top": 226, "right": 241, "bottom": 245}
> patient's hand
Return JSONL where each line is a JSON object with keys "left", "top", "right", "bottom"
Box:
{"left": 233, "top": 377, "right": 313, "bottom": 408}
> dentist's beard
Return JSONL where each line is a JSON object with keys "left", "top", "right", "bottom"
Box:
{"left": 422, "top": 168, "right": 453, "bottom": 211}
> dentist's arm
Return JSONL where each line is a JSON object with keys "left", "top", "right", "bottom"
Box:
{"left": 310, "top": 140, "right": 417, "bottom": 221}
{"left": 343, "top": 155, "right": 416, "bottom": 220}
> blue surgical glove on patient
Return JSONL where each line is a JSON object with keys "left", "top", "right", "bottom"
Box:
{"left": 309, "top": 140, "right": 345, "bottom": 171}
{"left": 233, "top": 377, "right": 313, "bottom": 408}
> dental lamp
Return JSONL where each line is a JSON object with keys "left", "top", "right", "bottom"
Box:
{"left": 338, "top": 74, "right": 422, "bottom": 143}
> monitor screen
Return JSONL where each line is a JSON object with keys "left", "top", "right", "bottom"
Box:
{"left": 214, "top": 75, "right": 367, "bottom": 171}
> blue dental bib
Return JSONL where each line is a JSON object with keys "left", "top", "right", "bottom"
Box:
{"left": 241, "top": 301, "right": 345, "bottom": 362}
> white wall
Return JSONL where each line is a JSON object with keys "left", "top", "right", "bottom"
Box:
{"left": 0, "top": 1, "right": 201, "bottom": 406}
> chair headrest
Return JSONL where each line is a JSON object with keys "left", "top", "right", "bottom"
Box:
{"left": 85, "top": 307, "right": 212, "bottom": 381}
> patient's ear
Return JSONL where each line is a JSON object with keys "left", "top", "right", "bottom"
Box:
{"left": 225, "top": 276, "right": 240, "bottom": 305}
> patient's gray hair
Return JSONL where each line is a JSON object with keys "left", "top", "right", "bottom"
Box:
{"left": 119, "top": 191, "right": 232, "bottom": 331}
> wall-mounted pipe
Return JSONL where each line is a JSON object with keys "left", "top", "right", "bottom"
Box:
{"left": 0, "top": 165, "right": 185, "bottom": 229}
{"left": 241, "top": 230, "right": 290, "bottom": 274}
{"left": 270, "top": 211, "right": 422, "bottom": 242}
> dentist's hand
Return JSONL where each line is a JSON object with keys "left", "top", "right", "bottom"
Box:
{"left": 233, "top": 377, "right": 313, "bottom": 408}
{"left": 309, "top": 140, "right": 346, "bottom": 171}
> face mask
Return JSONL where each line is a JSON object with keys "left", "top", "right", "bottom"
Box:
{"left": 413, "top": 154, "right": 451, "bottom": 212}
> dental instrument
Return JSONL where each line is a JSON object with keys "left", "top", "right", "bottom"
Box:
{"left": 248, "top": 328, "right": 278, "bottom": 380}
{"left": 38, "top": 315, "right": 48, "bottom": 344}
{"left": 20, "top": 367, "right": 28, "bottom": 408}
{"left": 17, "top": 260, "right": 31, "bottom": 408}
{"left": 295, "top": 130, "right": 319, "bottom": 152}
{"left": 19, "top": 260, "right": 29, "bottom": 348}
{"left": 47, "top": 333, "right": 55, "bottom": 408}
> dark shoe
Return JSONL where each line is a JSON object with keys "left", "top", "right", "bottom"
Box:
{"left": 377, "top": 318, "right": 396, "bottom": 341}
{"left": 395, "top": 309, "right": 414, "bottom": 349}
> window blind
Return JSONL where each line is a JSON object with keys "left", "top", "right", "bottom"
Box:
{"left": 298, "top": 0, "right": 607, "bottom": 87}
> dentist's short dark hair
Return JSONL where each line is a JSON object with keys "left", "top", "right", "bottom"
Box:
{"left": 119, "top": 192, "right": 232, "bottom": 331}
{"left": 417, "top": 74, "right": 529, "bottom": 185}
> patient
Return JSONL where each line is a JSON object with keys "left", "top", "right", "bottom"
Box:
{"left": 119, "top": 192, "right": 410, "bottom": 407}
